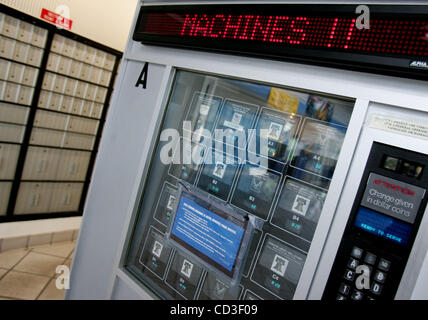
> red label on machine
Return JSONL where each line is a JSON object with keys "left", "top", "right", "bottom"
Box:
{"left": 41, "top": 8, "right": 72, "bottom": 30}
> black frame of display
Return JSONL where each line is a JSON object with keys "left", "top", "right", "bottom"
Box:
{"left": 133, "top": 4, "right": 428, "bottom": 81}
{"left": 0, "top": 4, "right": 122, "bottom": 222}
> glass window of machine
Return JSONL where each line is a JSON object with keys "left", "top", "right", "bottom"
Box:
{"left": 124, "top": 70, "right": 354, "bottom": 300}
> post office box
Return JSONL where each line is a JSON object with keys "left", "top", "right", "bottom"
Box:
{"left": 38, "top": 90, "right": 50, "bottom": 109}
{"left": 84, "top": 46, "right": 96, "bottom": 65}
{"left": 0, "top": 80, "right": 4, "bottom": 97}
{"left": 30, "top": 26, "right": 47, "bottom": 48}
{"left": 51, "top": 34, "right": 65, "bottom": 54}
{"left": 99, "top": 70, "right": 112, "bottom": 87}
{"left": 30, "top": 128, "right": 64, "bottom": 148}
{"left": 90, "top": 103, "right": 103, "bottom": 119}
{"left": 89, "top": 66, "right": 101, "bottom": 84}
{"left": 63, "top": 132, "right": 95, "bottom": 150}
{"left": 17, "top": 21, "right": 33, "bottom": 43}
{"left": 75, "top": 82, "right": 88, "bottom": 99}
{"left": 0, "top": 182, "right": 12, "bottom": 216}
{"left": 58, "top": 56, "right": 72, "bottom": 75}
{"left": 22, "top": 146, "right": 62, "bottom": 180}
{"left": 26, "top": 46, "right": 43, "bottom": 67}
{"left": 81, "top": 100, "right": 92, "bottom": 117}
{"left": 70, "top": 60, "right": 83, "bottom": 78}
{"left": 69, "top": 60, "right": 82, "bottom": 78}
{"left": 93, "top": 49, "right": 105, "bottom": 68}
{"left": 17, "top": 85, "right": 34, "bottom": 106}
{"left": 84, "top": 84, "right": 96, "bottom": 101}
{"left": 80, "top": 64, "right": 91, "bottom": 82}
{"left": 64, "top": 77, "right": 77, "bottom": 96}
{"left": 104, "top": 53, "right": 116, "bottom": 71}
{"left": 52, "top": 74, "right": 66, "bottom": 94}
{"left": 74, "top": 42, "right": 86, "bottom": 61}
{"left": 62, "top": 38, "right": 75, "bottom": 57}
{"left": 0, "top": 36, "right": 16, "bottom": 60}
{"left": 49, "top": 183, "right": 83, "bottom": 213}
{"left": 12, "top": 41, "right": 29, "bottom": 64}
{"left": 7, "top": 62, "right": 24, "bottom": 83}
{"left": 2, "top": 15, "right": 19, "bottom": 38}
{"left": 67, "top": 116, "right": 99, "bottom": 135}
{"left": 3, "top": 82, "right": 19, "bottom": 103}
{"left": 0, "top": 102, "right": 29, "bottom": 124}
{"left": 34, "top": 109, "right": 68, "bottom": 131}
{"left": 69, "top": 98, "right": 83, "bottom": 115}
{"left": 0, "top": 13, "right": 5, "bottom": 35}
{"left": 21, "top": 66, "right": 38, "bottom": 87}
{"left": 56, "top": 150, "right": 91, "bottom": 181}
{"left": 0, "top": 143, "right": 20, "bottom": 180}
{"left": 94, "top": 86, "right": 108, "bottom": 104}
{"left": 14, "top": 182, "right": 53, "bottom": 214}
{"left": 47, "top": 92, "right": 62, "bottom": 111}
{"left": 0, "top": 123, "right": 25, "bottom": 143}
{"left": 42, "top": 72, "right": 55, "bottom": 91}
{"left": 0, "top": 59, "right": 10, "bottom": 80}
{"left": 60, "top": 95, "right": 73, "bottom": 113}
{"left": 46, "top": 53, "right": 60, "bottom": 72}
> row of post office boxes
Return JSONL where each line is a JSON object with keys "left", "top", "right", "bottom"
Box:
{"left": 0, "top": 35, "right": 44, "bottom": 67}
{"left": 42, "top": 72, "right": 108, "bottom": 103}
{"left": 0, "top": 13, "right": 48, "bottom": 48}
{"left": 14, "top": 182, "right": 84, "bottom": 214}
{"left": 0, "top": 102, "right": 29, "bottom": 125}
{"left": 0, "top": 58, "right": 39, "bottom": 87}
{"left": 22, "top": 146, "right": 91, "bottom": 181}
{"left": 46, "top": 53, "right": 112, "bottom": 87}
{"left": 38, "top": 90, "right": 104, "bottom": 119}
{"left": 0, "top": 143, "right": 20, "bottom": 180}
{"left": 0, "top": 182, "right": 12, "bottom": 215}
{"left": 29, "top": 127, "right": 96, "bottom": 151}
{"left": 51, "top": 34, "right": 115, "bottom": 71}
{"left": 0, "top": 122, "right": 25, "bottom": 143}
{"left": 33, "top": 109, "right": 99, "bottom": 135}
{"left": 0, "top": 80, "right": 34, "bottom": 106}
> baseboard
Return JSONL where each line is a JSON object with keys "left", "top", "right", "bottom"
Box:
{"left": 0, "top": 217, "right": 82, "bottom": 252}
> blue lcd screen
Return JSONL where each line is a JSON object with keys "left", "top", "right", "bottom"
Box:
{"left": 171, "top": 196, "right": 245, "bottom": 272}
{"left": 355, "top": 207, "right": 413, "bottom": 246}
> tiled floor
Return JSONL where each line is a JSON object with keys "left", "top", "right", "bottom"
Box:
{"left": 0, "top": 241, "right": 75, "bottom": 300}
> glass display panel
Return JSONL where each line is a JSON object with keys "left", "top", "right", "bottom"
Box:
{"left": 125, "top": 70, "right": 354, "bottom": 300}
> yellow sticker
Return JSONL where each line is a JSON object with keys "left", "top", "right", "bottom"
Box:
{"left": 267, "top": 88, "right": 299, "bottom": 113}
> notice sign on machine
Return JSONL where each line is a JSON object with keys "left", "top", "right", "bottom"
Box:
{"left": 41, "top": 8, "right": 72, "bottom": 30}
{"left": 361, "top": 173, "right": 425, "bottom": 224}
{"left": 170, "top": 196, "right": 245, "bottom": 273}
{"left": 370, "top": 114, "right": 428, "bottom": 140}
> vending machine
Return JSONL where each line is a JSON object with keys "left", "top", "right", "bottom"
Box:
{"left": 66, "top": 1, "right": 428, "bottom": 300}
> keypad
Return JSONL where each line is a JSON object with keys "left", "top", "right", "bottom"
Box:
{"left": 364, "top": 252, "right": 377, "bottom": 265}
{"left": 378, "top": 258, "right": 391, "bottom": 272}
{"left": 336, "top": 246, "right": 391, "bottom": 300}
{"left": 351, "top": 246, "right": 364, "bottom": 259}
{"left": 351, "top": 289, "right": 364, "bottom": 301}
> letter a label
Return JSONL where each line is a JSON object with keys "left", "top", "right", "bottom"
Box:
{"left": 136, "top": 62, "right": 149, "bottom": 89}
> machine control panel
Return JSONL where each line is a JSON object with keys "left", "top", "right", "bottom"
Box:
{"left": 323, "top": 143, "right": 428, "bottom": 300}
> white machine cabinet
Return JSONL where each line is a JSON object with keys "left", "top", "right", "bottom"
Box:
{"left": 66, "top": 1, "right": 428, "bottom": 300}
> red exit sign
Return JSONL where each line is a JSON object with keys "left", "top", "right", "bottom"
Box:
{"left": 41, "top": 8, "right": 72, "bottom": 30}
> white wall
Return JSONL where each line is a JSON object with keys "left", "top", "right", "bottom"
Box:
{"left": 0, "top": 0, "right": 139, "bottom": 51}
